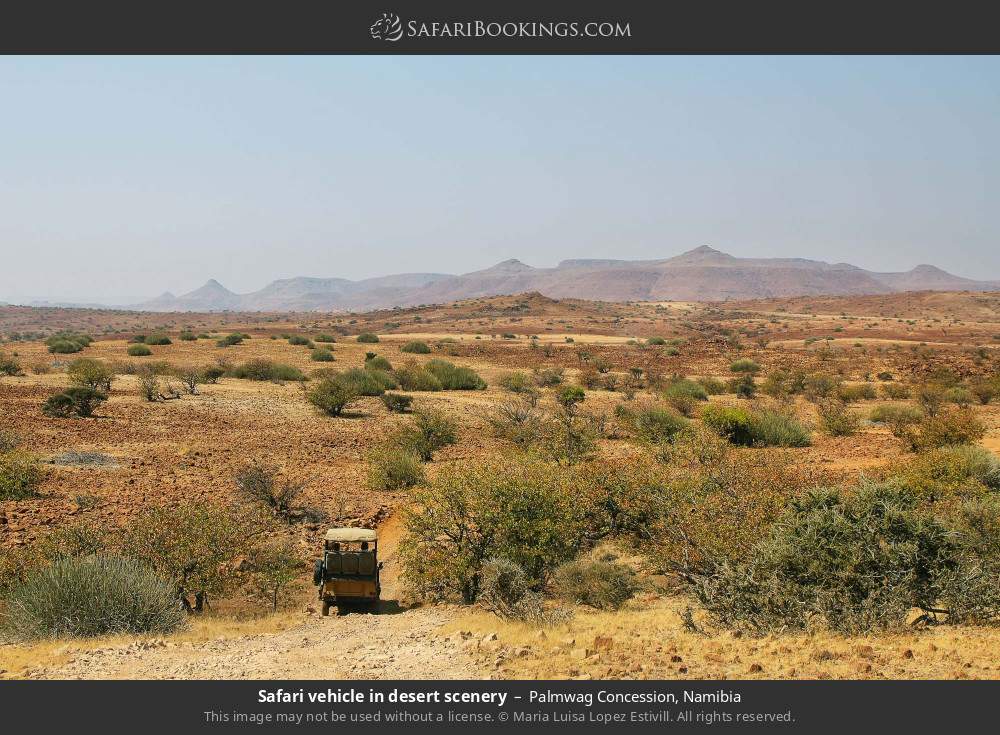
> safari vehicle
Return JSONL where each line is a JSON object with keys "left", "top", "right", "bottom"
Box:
{"left": 313, "top": 528, "right": 381, "bottom": 615}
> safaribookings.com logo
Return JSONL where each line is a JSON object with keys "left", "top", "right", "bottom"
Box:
{"left": 370, "top": 13, "right": 631, "bottom": 42}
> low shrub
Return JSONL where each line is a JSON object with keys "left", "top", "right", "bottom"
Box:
{"left": 216, "top": 333, "right": 244, "bottom": 347}
{"left": 0, "top": 351, "right": 23, "bottom": 376}
{"left": 424, "top": 359, "right": 486, "bottom": 390}
{"left": 343, "top": 366, "right": 396, "bottom": 396}
{"left": 46, "top": 332, "right": 92, "bottom": 354}
{"left": 179, "top": 331, "right": 197, "bottom": 341}
{"left": 396, "top": 365, "right": 443, "bottom": 391}
{"left": 696, "top": 376, "right": 727, "bottom": 395}
{"left": 891, "top": 408, "right": 986, "bottom": 452}
{"left": 619, "top": 405, "right": 689, "bottom": 444}
{"left": 869, "top": 403, "right": 923, "bottom": 425}
{"left": 144, "top": 333, "right": 172, "bottom": 346}
{"left": 970, "top": 380, "right": 996, "bottom": 405}
{"left": 126, "top": 344, "right": 152, "bottom": 357}
{"left": 646, "top": 336, "right": 666, "bottom": 346}
{"left": 944, "top": 386, "right": 974, "bottom": 407}
{"left": 42, "top": 387, "right": 107, "bottom": 418}
{"left": 552, "top": 558, "right": 638, "bottom": 610}
{"left": 729, "top": 358, "right": 761, "bottom": 374}
{"left": 701, "top": 405, "right": 809, "bottom": 447}
{"left": 533, "top": 367, "right": 564, "bottom": 387}
{"left": 229, "top": 359, "right": 305, "bottom": 382}
{"left": 364, "top": 355, "right": 393, "bottom": 372}
{"left": 314, "top": 334, "right": 336, "bottom": 343}
{"left": 200, "top": 366, "right": 226, "bottom": 384}
{"left": 894, "top": 445, "right": 1000, "bottom": 501}
{"left": 368, "top": 448, "right": 425, "bottom": 491}
{"left": 401, "top": 341, "right": 431, "bottom": 354}
{"left": 3, "top": 554, "right": 186, "bottom": 640}
{"left": 836, "top": 383, "right": 877, "bottom": 402}
{"left": 234, "top": 461, "right": 305, "bottom": 519}
{"left": 0, "top": 449, "right": 43, "bottom": 500}
{"left": 357, "top": 333, "right": 380, "bottom": 344}
{"left": 695, "top": 482, "right": 957, "bottom": 635}
{"left": 486, "top": 399, "right": 546, "bottom": 448}
{"left": 66, "top": 358, "right": 115, "bottom": 392}
{"left": 392, "top": 409, "right": 457, "bottom": 461}
{"left": 817, "top": 400, "right": 861, "bottom": 437}
{"left": 663, "top": 378, "right": 708, "bottom": 402}
{"left": 287, "top": 335, "right": 311, "bottom": 346}
{"left": 499, "top": 371, "right": 537, "bottom": 395}
{"left": 881, "top": 382, "right": 911, "bottom": 400}
{"left": 803, "top": 372, "right": 841, "bottom": 401}
{"left": 307, "top": 374, "right": 362, "bottom": 416}
{"left": 310, "top": 348, "right": 334, "bottom": 362}
{"left": 728, "top": 374, "right": 756, "bottom": 399}
{"left": 380, "top": 392, "right": 413, "bottom": 413}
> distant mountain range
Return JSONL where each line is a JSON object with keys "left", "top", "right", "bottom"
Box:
{"left": 25, "top": 246, "right": 1000, "bottom": 312}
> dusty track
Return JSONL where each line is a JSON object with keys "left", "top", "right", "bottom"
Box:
{"left": 31, "top": 514, "right": 490, "bottom": 680}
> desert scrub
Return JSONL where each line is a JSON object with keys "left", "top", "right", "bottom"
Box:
{"left": 66, "top": 357, "right": 115, "bottom": 392}
{"left": 700, "top": 405, "right": 809, "bottom": 447}
{"left": 343, "top": 366, "right": 397, "bottom": 395}
{"left": 356, "top": 333, "right": 380, "bottom": 343}
{"left": 144, "top": 333, "right": 172, "bottom": 346}
{"left": 694, "top": 482, "right": 960, "bottom": 635}
{"left": 364, "top": 354, "right": 393, "bottom": 372}
{"left": 695, "top": 376, "right": 727, "bottom": 395}
{"left": 836, "top": 383, "right": 877, "bottom": 402}
{"left": 498, "top": 371, "right": 537, "bottom": 397}
{"left": 216, "top": 333, "right": 244, "bottom": 347}
{"left": 2, "top": 554, "right": 186, "bottom": 640}
{"left": 234, "top": 461, "right": 306, "bottom": 520}
{"left": 368, "top": 448, "right": 425, "bottom": 491}
{"left": 424, "top": 359, "right": 486, "bottom": 390}
{"left": 816, "top": 400, "right": 861, "bottom": 437}
{"left": 391, "top": 409, "right": 458, "bottom": 461}
{"left": 380, "top": 392, "right": 413, "bottom": 413}
{"left": 400, "top": 459, "right": 587, "bottom": 603}
{"left": 229, "top": 359, "right": 304, "bottom": 382}
{"left": 616, "top": 404, "right": 688, "bottom": 445}
{"left": 395, "top": 365, "right": 443, "bottom": 391}
{"left": 869, "top": 403, "right": 923, "bottom": 425}
{"left": 892, "top": 445, "right": 1000, "bottom": 501}
{"left": 314, "top": 334, "right": 336, "bottom": 343}
{"left": 486, "top": 399, "right": 546, "bottom": 448}
{"left": 552, "top": 557, "right": 638, "bottom": 610}
{"left": 401, "top": 340, "right": 431, "bottom": 354}
{"left": 45, "top": 332, "right": 92, "bottom": 354}
{"left": 41, "top": 387, "right": 107, "bottom": 418}
{"left": 287, "top": 335, "right": 312, "bottom": 346}
{"left": 880, "top": 382, "right": 912, "bottom": 400}
{"left": 0, "top": 351, "right": 23, "bottom": 376}
{"left": 0, "top": 449, "right": 43, "bottom": 500}
{"left": 307, "top": 374, "right": 362, "bottom": 416}
{"left": 310, "top": 348, "right": 334, "bottom": 362}
{"left": 891, "top": 408, "right": 986, "bottom": 452}
{"left": 729, "top": 358, "right": 761, "bottom": 375}
{"left": 126, "top": 343, "right": 153, "bottom": 357}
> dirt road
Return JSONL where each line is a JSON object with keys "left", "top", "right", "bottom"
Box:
{"left": 31, "top": 513, "right": 491, "bottom": 680}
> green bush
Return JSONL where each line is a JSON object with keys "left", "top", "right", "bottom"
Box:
{"left": 499, "top": 371, "right": 537, "bottom": 395}
{"left": 357, "top": 333, "right": 380, "bottom": 343}
{"left": 552, "top": 558, "right": 638, "bottom": 610}
{"left": 400, "top": 459, "right": 586, "bottom": 603}
{"left": 368, "top": 448, "right": 425, "bottom": 491}
{"left": 836, "top": 383, "right": 877, "bottom": 402}
{"left": 288, "top": 335, "right": 311, "bottom": 346}
{"left": 729, "top": 359, "right": 761, "bottom": 374}
{"left": 894, "top": 445, "right": 1000, "bottom": 501}
{"left": 728, "top": 374, "right": 756, "bottom": 398}
{"left": 0, "top": 449, "right": 42, "bottom": 500}
{"left": 892, "top": 408, "right": 986, "bottom": 452}
{"left": 364, "top": 355, "right": 393, "bottom": 372}
{"left": 127, "top": 344, "right": 152, "bottom": 357}
{"left": 646, "top": 336, "right": 666, "bottom": 346}
{"left": 696, "top": 376, "right": 727, "bottom": 395}
{"left": 307, "top": 374, "right": 362, "bottom": 416}
{"left": 46, "top": 332, "right": 92, "bottom": 354}
{"left": 66, "top": 358, "right": 114, "bottom": 392}
{"left": 216, "top": 333, "right": 244, "bottom": 347}
{"left": 663, "top": 378, "right": 708, "bottom": 402}
{"left": 310, "top": 348, "right": 334, "bottom": 362}
{"left": 869, "top": 403, "right": 923, "bottom": 425}
{"left": 314, "top": 334, "right": 337, "bottom": 343}
{"left": 343, "top": 366, "right": 396, "bottom": 395}
{"left": 200, "top": 366, "right": 226, "bottom": 384}
{"left": 229, "top": 359, "right": 304, "bottom": 382}
{"left": 619, "top": 405, "right": 689, "bottom": 444}
{"left": 396, "top": 365, "right": 443, "bottom": 391}
{"left": 880, "top": 382, "right": 911, "bottom": 400}
{"left": 42, "top": 387, "right": 107, "bottom": 418}
{"left": 817, "top": 400, "right": 861, "bottom": 437}
{"left": 2, "top": 554, "right": 186, "bottom": 640}
{"left": 695, "top": 482, "right": 957, "bottom": 634}
{"left": 392, "top": 409, "right": 457, "bottom": 461}
{"left": 0, "top": 351, "right": 23, "bottom": 376}
{"left": 380, "top": 392, "right": 413, "bottom": 413}
{"left": 424, "top": 359, "right": 486, "bottom": 390}
{"left": 701, "top": 405, "right": 809, "bottom": 447}
{"left": 401, "top": 341, "right": 431, "bottom": 354}
{"left": 944, "top": 386, "right": 974, "bottom": 407}
{"left": 179, "top": 331, "right": 197, "bottom": 341}
{"left": 144, "top": 333, "right": 172, "bottom": 346}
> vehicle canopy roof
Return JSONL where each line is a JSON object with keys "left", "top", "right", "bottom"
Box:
{"left": 324, "top": 528, "right": 377, "bottom": 543}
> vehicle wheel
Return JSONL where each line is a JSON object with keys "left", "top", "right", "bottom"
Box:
{"left": 312, "top": 560, "right": 324, "bottom": 586}
{"left": 321, "top": 601, "right": 332, "bottom": 617}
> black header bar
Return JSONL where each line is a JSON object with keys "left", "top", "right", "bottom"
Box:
{"left": 2, "top": 0, "right": 1000, "bottom": 54}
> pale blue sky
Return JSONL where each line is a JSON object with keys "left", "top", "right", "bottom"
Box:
{"left": 1, "top": 56, "right": 998, "bottom": 304}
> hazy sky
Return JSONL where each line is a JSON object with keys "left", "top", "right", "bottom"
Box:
{"left": 2, "top": 56, "right": 998, "bottom": 304}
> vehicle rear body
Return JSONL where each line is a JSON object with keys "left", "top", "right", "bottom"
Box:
{"left": 315, "top": 528, "right": 380, "bottom": 614}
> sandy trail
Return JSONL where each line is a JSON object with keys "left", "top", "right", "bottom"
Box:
{"left": 33, "top": 514, "right": 489, "bottom": 680}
